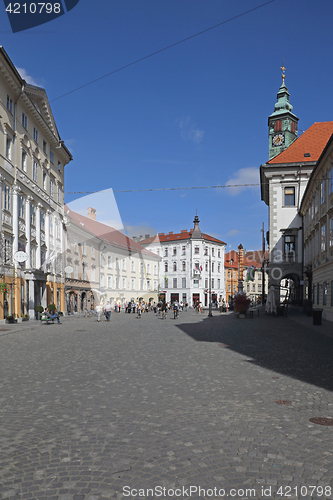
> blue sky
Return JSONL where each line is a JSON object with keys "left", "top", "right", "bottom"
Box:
{"left": 1, "top": 0, "right": 333, "bottom": 251}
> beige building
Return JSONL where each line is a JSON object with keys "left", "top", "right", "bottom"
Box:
{"left": 301, "top": 134, "right": 333, "bottom": 322}
{"left": 65, "top": 207, "right": 161, "bottom": 310}
{"left": 0, "top": 46, "right": 72, "bottom": 321}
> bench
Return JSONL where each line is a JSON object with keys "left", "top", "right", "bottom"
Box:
{"left": 41, "top": 314, "right": 55, "bottom": 324}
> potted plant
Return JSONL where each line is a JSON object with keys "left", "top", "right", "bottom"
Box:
{"left": 48, "top": 303, "right": 56, "bottom": 312}
{"left": 35, "top": 305, "right": 44, "bottom": 320}
{"left": 6, "top": 315, "right": 15, "bottom": 324}
{"left": 22, "top": 314, "right": 29, "bottom": 322}
{"left": 233, "top": 292, "right": 251, "bottom": 318}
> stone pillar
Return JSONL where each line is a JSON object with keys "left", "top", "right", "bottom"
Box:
{"left": 41, "top": 282, "right": 47, "bottom": 309}
{"left": 36, "top": 204, "right": 42, "bottom": 269}
{"left": 238, "top": 244, "right": 244, "bottom": 293}
{"left": 12, "top": 184, "right": 20, "bottom": 255}
{"left": 28, "top": 279, "right": 35, "bottom": 319}
{"left": 25, "top": 195, "right": 33, "bottom": 269}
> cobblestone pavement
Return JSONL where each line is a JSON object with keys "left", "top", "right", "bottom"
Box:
{"left": 1, "top": 310, "right": 333, "bottom": 500}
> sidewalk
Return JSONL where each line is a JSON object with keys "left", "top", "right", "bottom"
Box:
{"left": 288, "top": 312, "right": 333, "bottom": 339}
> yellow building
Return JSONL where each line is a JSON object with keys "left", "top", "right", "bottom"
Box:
{"left": 0, "top": 47, "right": 72, "bottom": 321}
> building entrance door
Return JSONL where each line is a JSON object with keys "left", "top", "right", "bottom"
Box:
{"left": 192, "top": 293, "right": 200, "bottom": 307}
{"left": 170, "top": 293, "right": 179, "bottom": 304}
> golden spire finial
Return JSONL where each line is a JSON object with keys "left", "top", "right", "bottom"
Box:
{"left": 281, "top": 62, "right": 286, "bottom": 84}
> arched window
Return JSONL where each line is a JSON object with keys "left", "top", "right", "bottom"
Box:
{"left": 274, "top": 120, "right": 282, "bottom": 132}
{"left": 173, "top": 262, "right": 177, "bottom": 272}
{"left": 164, "top": 262, "right": 168, "bottom": 272}
{"left": 290, "top": 121, "right": 296, "bottom": 133}
{"left": 182, "top": 261, "right": 186, "bottom": 271}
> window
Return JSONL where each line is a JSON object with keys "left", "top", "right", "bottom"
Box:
{"left": 33, "top": 161, "right": 38, "bottom": 182}
{"left": 91, "top": 246, "right": 95, "bottom": 258}
{"left": 58, "top": 161, "right": 61, "bottom": 171}
{"left": 49, "top": 217, "right": 53, "bottom": 236}
{"left": 6, "top": 95, "right": 12, "bottom": 113}
{"left": 173, "top": 247, "right": 177, "bottom": 256}
{"left": 258, "top": 284, "right": 262, "bottom": 293}
{"left": 108, "top": 255, "right": 112, "bottom": 269}
{"left": 57, "top": 186, "right": 61, "bottom": 204}
{"left": 193, "top": 279, "right": 199, "bottom": 288}
{"left": 82, "top": 264, "right": 87, "bottom": 281}
{"left": 18, "top": 195, "right": 24, "bottom": 218}
{"left": 323, "top": 282, "right": 327, "bottom": 306}
{"left": 131, "top": 260, "right": 135, "bottom": 272}
{"left": 204, "top": 247, "right": 208, "bottom": 256}
{"left": 74, "top": 263, "right": 79, "bottom": 280}
{"left": 164, "top": 248, "right": 168, "bottom": 257}
{"left": 164, "top": 277, "right": 168, "bottom": 288}
{"left": 21, "top": 150, "right": 27, "bottom": 171}
{"left": 228, "top": 284, "right": 231, "bottom": 292}
{"left": 182, "top": 278, "right": 186, "bottom": 287}
{"left": 329, "top": 168, "right": 333, "bottom": 195}
{"left": 122, "top": 277, "right": 126, "bottom": 289}
{"left": 30, "top": 204, "right": 35, "bottom": 225}
{"left": 218, "top": 263, "right": 221, "bottom": 273}
{"left": 284, "top": 235, "right": 295, "bottom": 262}
{"left": 147, "top": 280, "right": 151, "bottom": 291}
{"left": 212, "top": 278, "right": 214, "bottom": 288}
{"left": 122, "top": 259, "right": 126, "bottom": 271}
{"left": 50, "top": 150, "right": 54, "bottom": 163}
{"left": 146, "top": 263, "right": 150, "bottom": 274}
{"left": 194, "top": 262, "right": 200, "bottom": 270}
{"left": 205, "top": 278, "right": 208, "bottom": 288}
{"left": 205, "top": 262, "right": 208, "bottom": 271}
{"left": 50, "top": 178, "right": 54, "bottom": 198}
{"left": 131, "top": 278, "right": 135, "bottom": 290}
{"left": 194, "top": 246, "right": 199, "bottom": 254}
{"left": 82, "top": 241, "right": 86, "bottom": 255}
{"left": 247, "top": 284, "right": 250, "bottom": 292}
{"left": 173, "top": 278, "right": 177, "bottom": 288}
{"left": 218, "top": 279, "right": 220, "bottom": 289}
{"left": 284, "top": 187, "right": 295, "bottom": 206}
{"left": 91, "top": 267, "right": 95, "bottom": 282}
{"left": 252, "top": 284, "right": 256, "bottom": 292}
{"left": 274, "top": 120, "right": 282, "bottom": 131}
{"left": 154, "top": 264, "right": 157, "bottom": 275}
{"left": 212, "top": 263, "right": 215, "bottom": 272}
{"left": 233, "top": 271, "right": 236, "bottom": 279}
{"left": 182, "top": 246, "right": 186, "bottom": 255}
{"left": 74, "top": 238, "right": 78, "bottom": 253}
{"left": 43, "top": 172, "right": 47, "bottom": 190}
{"left": 33, "top": 128, "right": 38, "bottom": 143}
{"left": 173, "top": 262, "right": 177, "bottom": 272}
{"left": 321, "top": 225, "right": 326, "bottom": 252}
{"left": 101, "top": 253, "right": 105, "bottom": 267}
{"left": 30, "top": 247, "right": 36, "bottom": 268}
{"left": 212, "top": 248, "right": 215, "bottom": 257}
{"left": 182, "top": 261, "right": 186, "bottom": 271}
{"left": 164, "top": 262, "right": 168, "bottom": 272}
{"left": 321, "top": 181, "right": 325, "bottom": 204}
{"left": 291, "top": 121, "right": 296, "bottom": 133}
{"left": 154, "top": 280, "right": 158, "bottom": 290}
{"left": 315, "top": 191, "right": 319, "bottom": 213}
{"left": 115, "top": 257, "right": 119, "bottom": 269}
{"left": 100, "top": 273, "right": 104, "bottom": 287}
{"left": 43, "top": 140, "right": 47, "bottom": 154}
{"left": 218, "top": 249, "right": 221, "bottom": 258}
{"left": 22, "top": 113, "right": 27, "bottom": 129}
{"left": 228, "top": 270, "right": 231, "bottom": 278}
{"left": 4, "top": 185, "right": 10, "bottom": 211}
{"left": 40, "top": 211, "right": 45, "bottom": 231}
{"left": 6, "top": 136, "right": 12, "bottom": 160}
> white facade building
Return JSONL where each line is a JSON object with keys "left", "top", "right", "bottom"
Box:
{"left": 140, "top": 215, "right": 226, "bottom": 307}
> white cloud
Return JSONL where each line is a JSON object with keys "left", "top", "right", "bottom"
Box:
{"left": 227, "top": 229, "right": 239, "bottom": 237}
{"left": 177, "top": 116, "right": 204, "bottom": 144}
{"left": 17, "top": 67, "right": 40, "bottom": 87}
{"left": 225, "top": 167, "right": 259, "bottom": 196}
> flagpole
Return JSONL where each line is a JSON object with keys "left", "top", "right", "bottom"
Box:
{"left": 208, "top": 248, "right": 213, "bottom": 317}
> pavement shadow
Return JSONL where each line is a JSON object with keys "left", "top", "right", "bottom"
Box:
{"left": 175, "top": 312, "right": 333, "bottom": 392}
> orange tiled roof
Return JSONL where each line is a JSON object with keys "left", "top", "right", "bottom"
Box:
{"left": 267, "top": 122, "right": 333, "bottom": 164}
{"left": 225, "top": 250, "right": 261, "bottom": 269}
{"left": 141, "top": 231, "right": 226, "bottom": 245}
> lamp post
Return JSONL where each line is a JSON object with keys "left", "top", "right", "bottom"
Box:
{"left": 208, "top": 247, "right": 213, "bottom": 317}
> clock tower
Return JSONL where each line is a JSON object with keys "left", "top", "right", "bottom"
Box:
{"left": 268, "top": 66, "right": 299, "bottom": 160}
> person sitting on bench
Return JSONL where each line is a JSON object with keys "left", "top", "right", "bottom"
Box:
{"left": 45, "top": 307, "right": 60, "bottom": 324}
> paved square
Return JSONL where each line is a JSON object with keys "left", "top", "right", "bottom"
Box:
{"left": 0, "top": 310, "right": 333, "bottom": 499}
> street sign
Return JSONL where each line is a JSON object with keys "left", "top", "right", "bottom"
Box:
{"left": 64, "top": 265, "right": 74, "bottom": 274}
{"left": 14, "top": 251, "right": 28, "bottom": 263}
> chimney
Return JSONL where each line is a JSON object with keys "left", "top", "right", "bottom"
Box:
{"left": 87, "top": 207, "right": 96, "bottom": 221}
{"left": 169, "top": 231, "right": 173, "bottom": 235}
{"left": 181, "top": 229, "right": 187, "bottom": 233}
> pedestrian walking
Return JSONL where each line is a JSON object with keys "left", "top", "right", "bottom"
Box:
{"left": 96, "top": 304, "right": 102, "bottom": 322}
{"left": 104, "top": 301, "right": 112, "bottom": 322}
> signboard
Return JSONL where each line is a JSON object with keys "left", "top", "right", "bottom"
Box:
{"left": 14, "top": 251, "right": 28, "bottom": 263}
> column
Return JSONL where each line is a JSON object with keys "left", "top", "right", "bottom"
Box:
{"left": 25, "top": 195, "right": 33, "bottom": 269}
{"left": 0, "top": 174, "right": 4, "bottom": 236}
{"left": 41, "top": 282, "right": 47, "bottom": 309}
{"left": 45, "top": 209, "right": 51, "bottom": 263}
{"left": 28, "top": 279, "right": 35, "bottom": 319}
{"left": 12, "top": 184, "right": 20, "bottom": 255}
{"left": 36, "top": 203, "right": 42, "bottom": 269}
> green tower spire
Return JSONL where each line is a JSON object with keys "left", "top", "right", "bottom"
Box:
{"left": 268, "top": 65, "right": 299, "bottom": 160}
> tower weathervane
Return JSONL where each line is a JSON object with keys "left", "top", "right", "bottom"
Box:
{"left": 281, "top": 63, "right": 286, "bottom": 85}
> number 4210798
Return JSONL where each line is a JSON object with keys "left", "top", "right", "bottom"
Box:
{"left": 5, "top": 3, "right": 61, "bottom": 14}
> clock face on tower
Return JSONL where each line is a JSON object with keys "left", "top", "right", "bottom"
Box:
{"left": 272, "top": 133, "right": 285, "bottom": 147}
